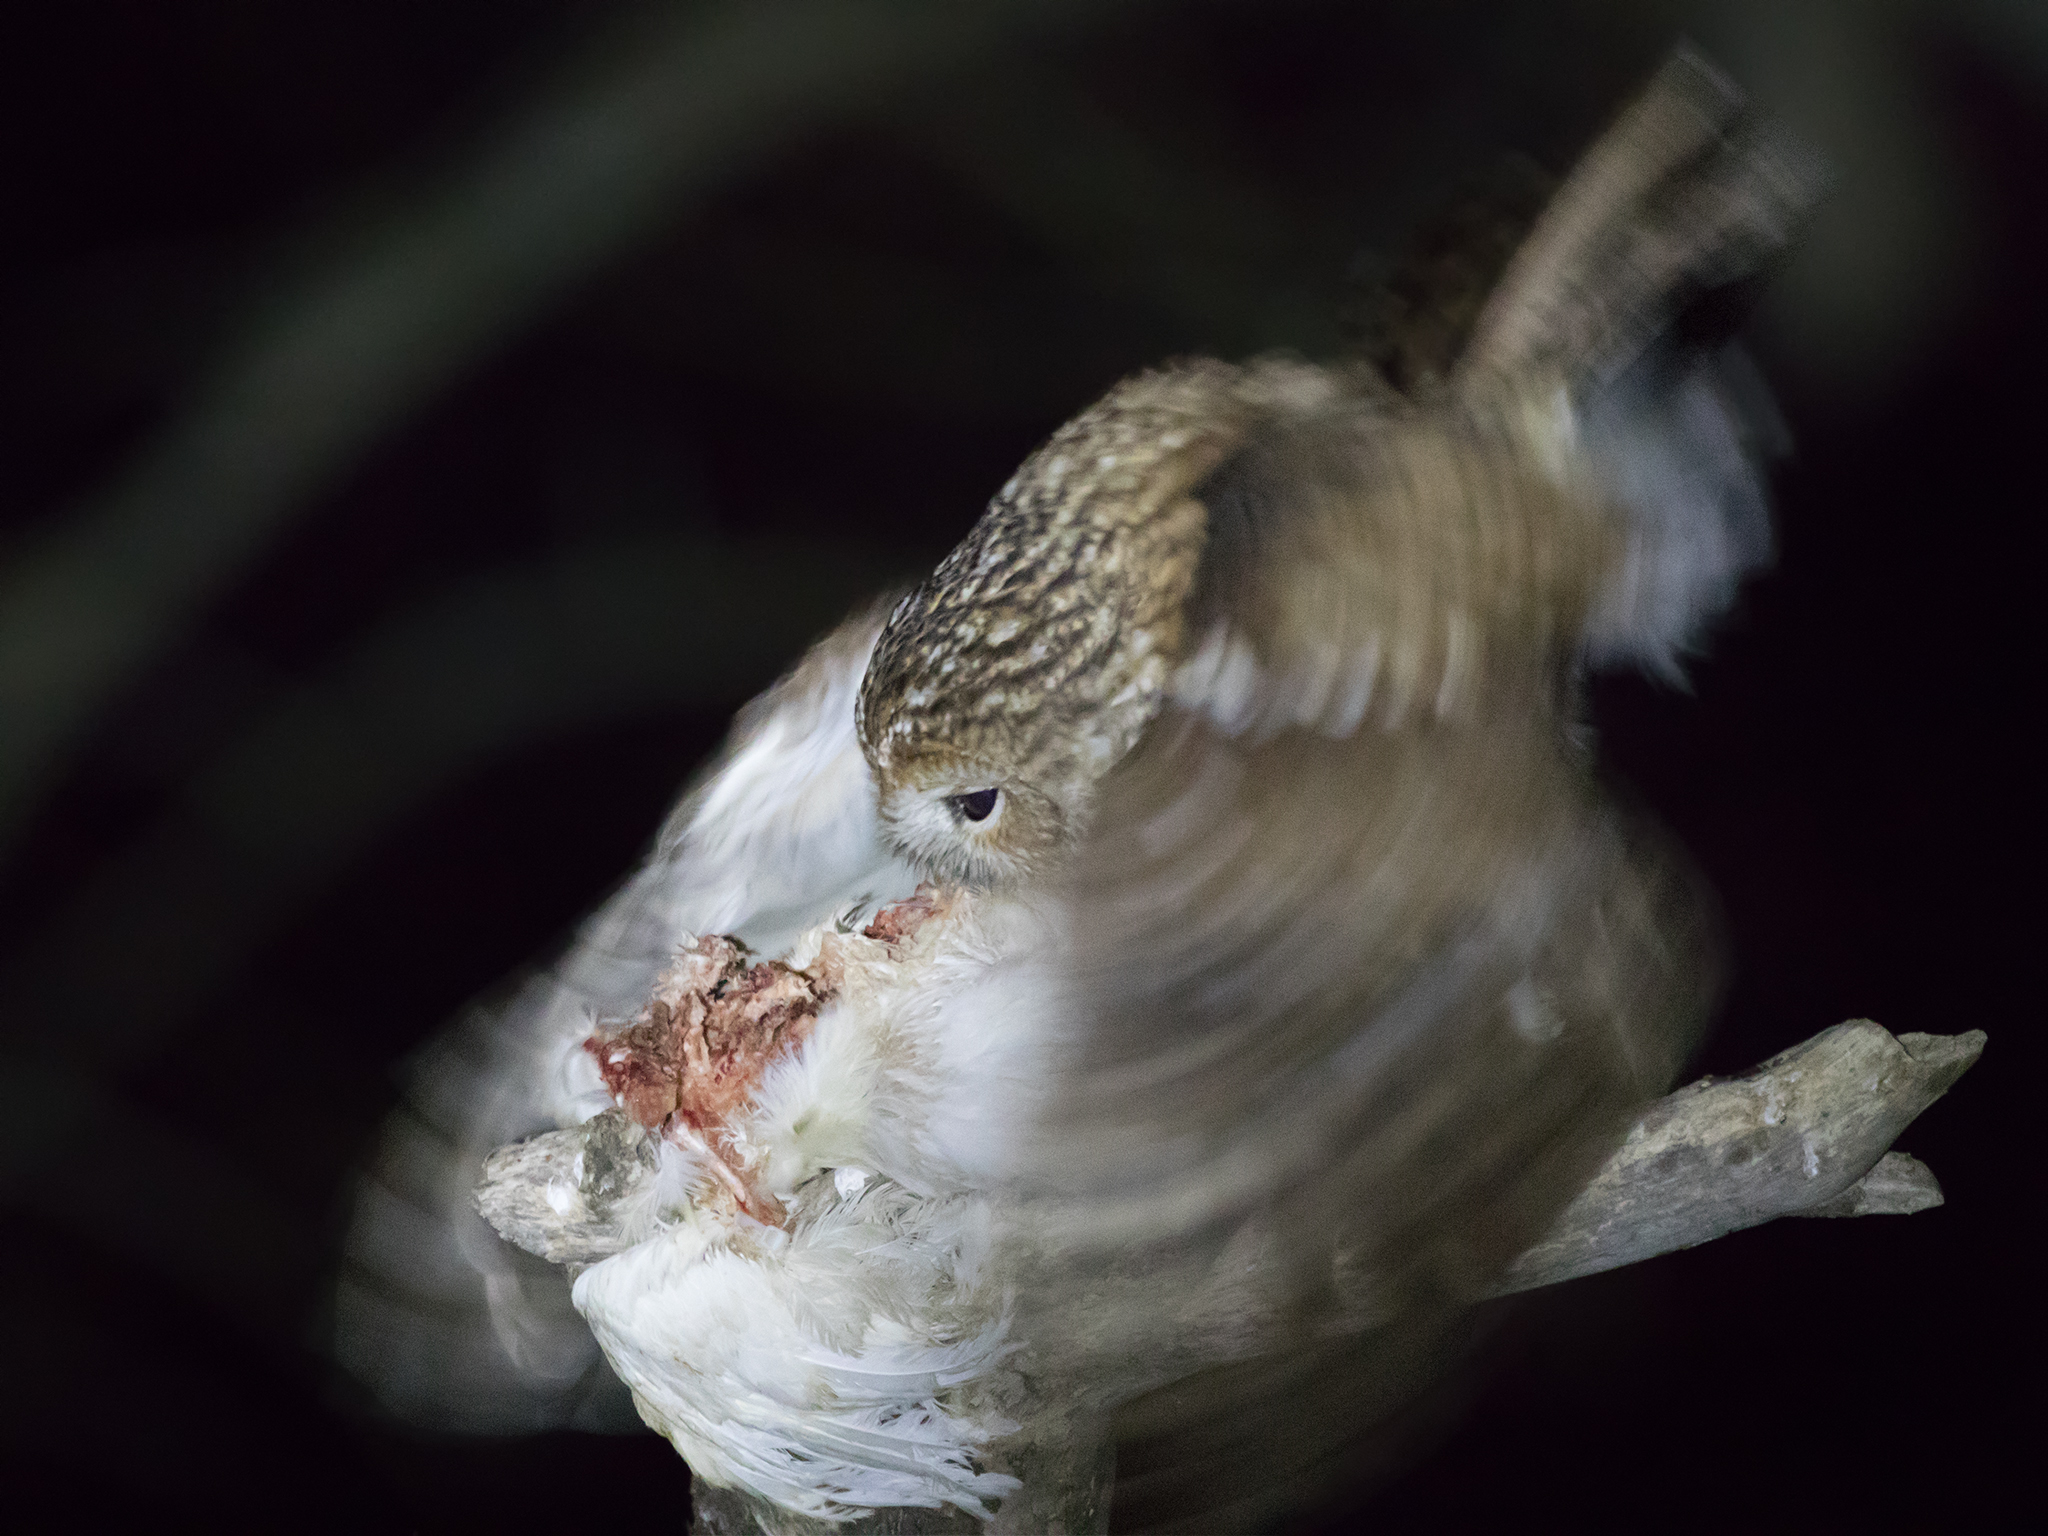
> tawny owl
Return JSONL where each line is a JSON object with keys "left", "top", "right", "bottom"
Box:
{"left": 338, "top": 50, "right": 1820, "bottom": 1531}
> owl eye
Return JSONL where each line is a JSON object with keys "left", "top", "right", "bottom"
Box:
{"left": 948, "top": 788, "right": 1000, "bottom": 824}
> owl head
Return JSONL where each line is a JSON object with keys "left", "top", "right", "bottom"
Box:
{"left": 855, "top": 582, "right": 1130, "bottom": 890}
{"left": 854, "top": 368, "right": 1243, "bottom": 891}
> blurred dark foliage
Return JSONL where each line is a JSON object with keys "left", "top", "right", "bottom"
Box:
{"left": 0, "top": 2, "right": 2034, "bottom": 1530}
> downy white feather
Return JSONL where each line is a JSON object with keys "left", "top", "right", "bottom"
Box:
{"left": 338, "top": 601, "right": 922, "bottom": 1432}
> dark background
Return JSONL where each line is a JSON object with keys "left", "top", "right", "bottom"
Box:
{"left": 0, "top": 2, "right": 2034, "bottom": 1530}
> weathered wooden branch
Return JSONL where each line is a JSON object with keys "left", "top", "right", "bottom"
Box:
{"left": 476, "top": 1018, "right": 1983, "bottom": 1534}
{"left": 1492, "top": 1019, "right": 1983, "bottom": 1295}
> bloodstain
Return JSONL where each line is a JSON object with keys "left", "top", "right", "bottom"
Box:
{"left": 584, "top": 888, "right": 951, "bottom": 1224}
{"left": 863, "top": 882, "right": 945, "bottom": 944}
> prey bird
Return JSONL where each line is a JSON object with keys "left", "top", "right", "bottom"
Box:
{"left": 337, "top": 51, "right": 1820, "bottom": 1530}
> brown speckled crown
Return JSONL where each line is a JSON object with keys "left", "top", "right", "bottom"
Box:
{"left": 856, "top": 361, "right": 1254, "bottom": 792}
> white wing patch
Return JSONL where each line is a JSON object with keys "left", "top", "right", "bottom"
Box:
{"left": 1580, "top": 345, "right": 1779, "bottom": 678}
{"left": 655, "top": 616, "right": 921, "bottom": 959}
{"left": 1171, "top": 621, "right": 1430, "bottom": 741}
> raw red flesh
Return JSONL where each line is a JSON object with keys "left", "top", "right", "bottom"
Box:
{"left": 587, "top": 936, "right": 831, "bottom": 1136}
{"left": 582, "top": 891, "right": 947, "bottom": 1223}
{"left": 862, "top": 884, "right": 945, "bottom": 945}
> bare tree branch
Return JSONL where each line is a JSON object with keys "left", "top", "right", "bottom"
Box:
{"left": 1494, "top": 1019, "right": 1982, "bottom": 1294}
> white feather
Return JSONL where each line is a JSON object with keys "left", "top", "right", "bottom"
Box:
{"left": 575, "top": 1187, "right": 1020, "bottom": 1519}
{"left": 563, "top": 895, "right": 1069, "bottom": 1520}
{"left": 339, "top": 602, "right": 921, "bottom": 1433}
{"left": 1580, "top": 345, "right": 1779, "bottom": 677}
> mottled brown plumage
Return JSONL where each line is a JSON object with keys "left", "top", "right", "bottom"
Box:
{"left": 337, "top": 49, "right": 1825, "bottom": 1532}
{"left": 855, "top": 362, "right": 1241, "bottom": 879}
{"left": 857, "top": 49, "right": 1815, "bottom": 899}
{"left": 847, "top": 52, "right": 1820, "bottom": 1521}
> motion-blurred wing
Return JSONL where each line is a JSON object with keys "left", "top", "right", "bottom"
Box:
{"left": 1174, "top": 51, "right": 1817, "bottom": 752}
{"left": 1035, "top": 710, "right": 1715, "bottom": 1526}
{"left": 1010, "top": 52, "right": 1818, "bottom": 1525}
{"left": 335, "top": 598, "right": 919, "bottom": 1431}
{"left": 1459, "top": 46, "right": 1820, "bottom": 675}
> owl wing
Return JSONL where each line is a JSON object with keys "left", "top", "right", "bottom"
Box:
{"left": 334, "top": 597, "right": 920, "bottom": 1432}
{"left": 1031, "top": 702, "right": 1716, "bottom": 1525}
{"left": 1172, "top": 48, "right": 1818, "bottom": 745}
{"left": 1009, "top": 53, "right": 1818, "bottom": 1524}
